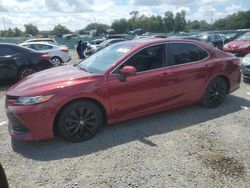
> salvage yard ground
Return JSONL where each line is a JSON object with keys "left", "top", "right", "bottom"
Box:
{"left": 0, "top": 50, "right": 249, "bottom": 188}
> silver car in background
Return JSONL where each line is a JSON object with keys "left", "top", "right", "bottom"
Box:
{"left": 20, "top": 42, "right": 71, "bottom": 66}
{"left": 241, "top": 53, "right": 250, "bottom": 82}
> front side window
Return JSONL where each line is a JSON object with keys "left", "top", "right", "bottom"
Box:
{"left": 168, "top": 43, "right": 209, "bottom": 66}
{"left": 114, "top": 44, "right": 165, "bottom": 73}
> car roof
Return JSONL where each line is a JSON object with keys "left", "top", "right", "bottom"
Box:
{"left": 119, "top": 38, "right": 211, "bottom": 49}
{"left": 25, "top": 38, "right": 55, "bottom": 42}
{"left": 20, "top": 42, "right": 59, "bottom": 47}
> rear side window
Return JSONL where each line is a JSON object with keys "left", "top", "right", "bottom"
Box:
{"left": 168, "top": 43, "right": 209, "bottom": 66}
{"left": 29, "top": 44, "right": 53, "bottom": 51}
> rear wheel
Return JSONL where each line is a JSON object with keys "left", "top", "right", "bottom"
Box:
{"left": 56, "top": 100, "right": 103, "bottom": 142}
{"left": 18, "top": 67, "right": 36, "bottom": 80}
{"left": 202, "top": 77, "right": 228, "bottom": 108}
{"left": 51, "top": 57, "right": 63, "bottom": 66}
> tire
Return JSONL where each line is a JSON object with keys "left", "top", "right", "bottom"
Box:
{"left": 18, "top": 67, "right": 36, "bottom": 80}
{"left": 0, "top": 163, "right": 9, "bottom": 188}
{"left": 243, "top": 77, "right": 250, "bottom": 83}
{"left": 51, "top": 57, "right": 63, "bottom": 66}
{"left": 56, "top": 100, "right": 103, "bottom": 142}
{"left": 202, "top": 77, "right": 228, "bottom": 108}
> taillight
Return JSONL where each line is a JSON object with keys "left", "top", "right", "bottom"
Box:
{"left": 60, "top": 48, "right": 68, "bottom": 52}
{"left": 40, "top": 54, "right": 51, "bottom": 61}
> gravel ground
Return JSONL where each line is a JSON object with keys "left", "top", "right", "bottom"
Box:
{"left": 0, "top": 50, "right": 249, "bottom": 187}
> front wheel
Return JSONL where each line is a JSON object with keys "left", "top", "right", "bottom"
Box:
{"left": 202, "top": 77, "right": 228, "bottom": 108}
{"left": 56, "top": 100, "right": 103, "bottom": 142}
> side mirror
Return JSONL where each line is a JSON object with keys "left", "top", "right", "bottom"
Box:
{"left": 118, "top": 66, "right": 136, "bottom": 81}
{"left": 119, "top": 66, "right": 136, "bottom": 76}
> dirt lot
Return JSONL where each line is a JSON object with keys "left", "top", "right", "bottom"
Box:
{"left": 0, "top": 50, "right": 249, "bottom": 187}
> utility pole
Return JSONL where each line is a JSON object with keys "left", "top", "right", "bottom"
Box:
{"left": 210, "top": 11, "right": 214, "bottom": 25}
{"left": 2, "top": 17, "right": 6, "bottom": 31}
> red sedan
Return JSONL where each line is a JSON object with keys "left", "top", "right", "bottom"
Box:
{"left": 6, "top": 39, "right": 241, "bottom": 142}
{"left": 223, "top": 32, "right": 250, "bottom": 56}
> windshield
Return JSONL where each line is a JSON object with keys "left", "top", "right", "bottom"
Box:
{"left": 77, "top": 43, "right": 136, "bottom": 74}
{"left": 235, "top": 34, "right": 250, "bottom": 41}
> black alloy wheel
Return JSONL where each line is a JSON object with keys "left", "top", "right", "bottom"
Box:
{"left": 19, "top": 67, "right": 36, "bottom": 80}
{"left": 202, "top": 77, "right": 228, "bottom": 108}
{"left": 57, "top": 100, "right": 103, "bottom": 142}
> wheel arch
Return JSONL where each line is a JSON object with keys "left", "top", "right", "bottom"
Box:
{"left": 53, "top": 97, "right": 108, "bottom": 136}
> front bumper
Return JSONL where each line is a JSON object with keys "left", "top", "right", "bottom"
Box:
{"left": 6, "top": 101, "right": 58, "bottom": 141}
{"left": 224, "top": 48, "right": 249, "bottom": 57}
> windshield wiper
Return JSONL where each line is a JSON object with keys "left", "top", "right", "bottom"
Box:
{"left": 78, "top": 66, "right": 93, "bottom": 73}
{"left": 78, "top": 66, "right": 89, "bottom": 72}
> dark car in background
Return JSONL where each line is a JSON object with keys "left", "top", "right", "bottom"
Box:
{"left": 87, "top": 38, "right": 127, "bottom": 56}
{"left": 89, "top": 39, "right": 105, "bottom": 45}
{"left": 223, "top": 32, "right": 250, "bottom": 56}
{"left": 0, "top": 43, "right": 53, "bottom": 80}
{"left": 196, "top": 33, "right": 224, "bottom": 49}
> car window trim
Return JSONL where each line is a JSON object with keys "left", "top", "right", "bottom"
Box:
{"left": 110, "top": 41, "right": 210, "bottom": 75}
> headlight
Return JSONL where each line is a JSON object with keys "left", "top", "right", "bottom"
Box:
{"left": 240, "top": 44, "right": 250, "bottom": 48}
{"left": 15, "top": 95, "right": 54, "bottom": 105}
{"left": 242, "top": 57, "right": 250, "bottom": 64}
{"left": 223, "top": 44, "right": 228, "bottom": 48}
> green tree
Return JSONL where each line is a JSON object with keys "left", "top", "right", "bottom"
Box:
{"left": 24, "top": 23, "right": 39, "bottom": 36}
{"left": 174, "top": 11, "right": 186, "bottom": 32}
{"left": 213, "top": 10, "right": 250, "bottom": 30}
{"left": 163, "top": 11, "right": 174, "bottom": 32}
{"left": 84, "top": 23, "right": 110, "bottom": 35}
{"left": 52, "top": 24, "right": 70, "bottom": 35}
{"left": 111, "top": 18, "right": 129, "bottom": 33}
{"left": 13, "top": 27, "right": 23, "bottom": 36}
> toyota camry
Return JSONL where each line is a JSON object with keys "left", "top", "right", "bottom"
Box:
{"left": 6, "top": 39, "right": 241, "bottom": 142}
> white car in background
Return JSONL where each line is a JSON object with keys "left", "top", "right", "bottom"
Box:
{"left": 23, "top": 38, "right": 58, "bottom": 44}
{"left": 20, "top": 42, "right": 71, "bottom": 66}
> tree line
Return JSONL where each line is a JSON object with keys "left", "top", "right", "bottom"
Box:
{"left": 0, "top": 10, "right": 249, "bottom": 37}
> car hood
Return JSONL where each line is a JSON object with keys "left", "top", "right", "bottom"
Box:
{"left": 226, "top": 40, "right": 250, "bottom": 47}
{"left": 7, "top": 65, "right": 99, "bottom": 96}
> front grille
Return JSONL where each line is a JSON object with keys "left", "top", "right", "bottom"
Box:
{"left": 7, "top": 111, "right": 29, "bottom": 132}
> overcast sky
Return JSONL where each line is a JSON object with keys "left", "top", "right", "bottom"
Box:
{"left": 0, "top": 0, "right": 249, "bottom": 31}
